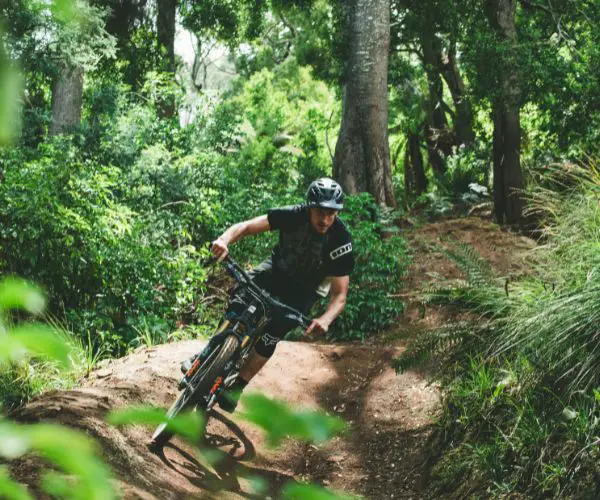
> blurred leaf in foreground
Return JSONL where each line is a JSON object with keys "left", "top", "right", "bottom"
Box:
{"left": 240, "top": 393, "right": 347, "bottom": 447}
{"left": 0, "top": 420, "right": 115, "bottom": 499}
{"left": 107, "top": 405, "right": 205, "bottom": 442}
{"left": 283, "top": 482, "right": 359, "bottom": 500}
{"left": 0, "top": 278, "right": 46, "bottom": 315}
{"left": 0, "top": 466, "right": 32, "bottom": 500}
{"left": 0, "top": 325, "right": 71, "bottom": 368}
{"left": 0, "top": 33, "right": 23, "bottom": 145}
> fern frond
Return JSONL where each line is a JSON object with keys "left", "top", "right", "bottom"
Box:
{"left": 441, "top": 240, "right": 496, "bottom": 287}
{"left": 394, "top": 322, "right": 483, "bottom": 373}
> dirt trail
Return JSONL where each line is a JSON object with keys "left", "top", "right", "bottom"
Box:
{"left": 7, "top": 217, "right": 535, "bottom": 499}
{"left": 9, "top": 340, "right": 437, "bottom": 499}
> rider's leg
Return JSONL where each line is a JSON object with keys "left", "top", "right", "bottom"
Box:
{"left": 217, "top": 315, "right": 305, "bottom": 413}
{"left": 217, "top": 348, "right": 267, "bottom": 412}
{"left": 239, "top": 348, "right": 269, "bottom": 381}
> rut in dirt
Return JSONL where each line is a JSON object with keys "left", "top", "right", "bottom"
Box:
{"left": 8, "top": 339, "right": 438, "bottom": 499}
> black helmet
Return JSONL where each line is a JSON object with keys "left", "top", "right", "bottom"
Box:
{"left": 306, "top": 177, "right": 344, "bottom": 210}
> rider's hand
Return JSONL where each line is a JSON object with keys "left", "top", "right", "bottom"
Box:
{"left": 305, "top": 317, "right": 330, "bottom": 336}
{"left": 211, "top": 237, "right": 229, "bottom": 262}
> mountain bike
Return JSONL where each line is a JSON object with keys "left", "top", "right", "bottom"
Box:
{"left": 151, "top": 256, "right": 310, "bottom": 447}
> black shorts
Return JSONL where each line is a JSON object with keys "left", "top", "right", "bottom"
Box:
{"left": 233, "top": 259, "right": 318, "bottom": 358}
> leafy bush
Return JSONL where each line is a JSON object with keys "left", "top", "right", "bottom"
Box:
{"left": 0, "top": 136, "right": 216, "bottom": 354}
{"left": 327, "top": 194, "right": 409, "bottom": 340}
{"left": 0, "top": 278, "right": 117, "bottom": 499}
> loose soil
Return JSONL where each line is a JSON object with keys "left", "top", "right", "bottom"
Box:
{"left": 6, "top": 217, "right": 536, "bottom": 499}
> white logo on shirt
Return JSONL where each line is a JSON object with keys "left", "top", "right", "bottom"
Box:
{"left": 330, "top": 243, "right": 352, "bottom": 260}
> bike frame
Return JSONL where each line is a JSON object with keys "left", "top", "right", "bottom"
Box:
{"left": 182, "top": 256, "right": 310, "bottom": 408}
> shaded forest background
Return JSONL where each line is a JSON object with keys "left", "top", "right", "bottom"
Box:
{"left": 1, "top": 0, "right": 600, "bottom": 497}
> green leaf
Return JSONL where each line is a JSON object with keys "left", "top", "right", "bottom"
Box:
{"left": 52, "top": 0, "right": 75, "bottom": 23}
{"left": 0, "top": 66, "right": 22, "bottom": 146}
{"left": 0, "top": 36, "right": 22, "bottom": 146}
{"left": 0, "top": 279, "right": 45, "bottom": 315}
{"left": 0, "top": 466, "right": 33, "bottom": 500}
{"left": 282, "top": 482, "right": 357, "bottom": 500}
{"left": 0, "top": 325, "right": 71, "bottom": 368}
{"left": 40, "top": 472, "right": 73, "bottom": 498}
{"left": 107, "top": 405, "right": 204, "bottom": 442}
{"left": 240, "top": 393, "right": 346, "bottom": 447}
{"left": 0, "top": 421, "right": 115, "bottom": 500}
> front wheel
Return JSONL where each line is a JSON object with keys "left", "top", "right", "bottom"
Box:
{"left": 151, "top": 335, "right": 240, "bottom": 447}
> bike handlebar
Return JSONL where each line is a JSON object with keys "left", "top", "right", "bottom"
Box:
{"left": 208, "top": 255, "right": 312, "bottom": 329}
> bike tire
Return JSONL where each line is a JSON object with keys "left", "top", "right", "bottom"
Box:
{"left": 151, "top": 335, "right": 240, "bottom": 447}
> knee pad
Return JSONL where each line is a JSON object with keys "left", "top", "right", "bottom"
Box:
{"left": 254, "top": 333, "right": 280, "bottom": 358}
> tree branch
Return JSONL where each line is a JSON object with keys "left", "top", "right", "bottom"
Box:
{"left": 325, "top": 108, "right": 335, "bottom": 161}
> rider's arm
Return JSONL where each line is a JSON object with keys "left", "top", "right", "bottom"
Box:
{"left": 305, "top": 275, "right": 349, "bottom": 335}
{"left": 212, "top": 215, "right": 270, "bottom": 260}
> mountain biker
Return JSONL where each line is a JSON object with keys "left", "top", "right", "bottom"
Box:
{"left": 182, "top": 177, "right": 354, "bottom": 413}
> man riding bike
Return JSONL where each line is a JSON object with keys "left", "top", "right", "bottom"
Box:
{"left": 182, "top": 177, "right": 354, "bottom": 413}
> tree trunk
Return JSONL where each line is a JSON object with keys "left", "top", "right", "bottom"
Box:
{"left": 156, "top": 0, "right": 177, "bottom": 118}
{"left": 440, "top": 41, "right": 475, "bottom": 147}
{"left": 104, "top": 0, "right": 146, "bottom": 44}
{"left": 333, "top": 0, "right": 396, "bottom": 207}
{"left": 409, "top": 133, "right": 427, "bottom": 195}
{"left": 49, "top": 64, "right": 84, "bottom": 136}
{"left": 403, "top": 142, "right": 414, "bottom": 203}
{"left": 485, "top": 0, "right": 523, "bottom": 224}
{"left": 420, "top": 29, "right": 454, "bottom": 177}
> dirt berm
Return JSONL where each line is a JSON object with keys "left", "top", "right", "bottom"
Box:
{"left": 9, "top": 339, "right": 438, "bottom": 499}
{"left": 8, "top": 217, "right": 534, "bottom": 499}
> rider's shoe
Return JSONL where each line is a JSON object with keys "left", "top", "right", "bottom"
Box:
{"left": 180, "top": 355, "right": 197, "bottom": 375}
{"left": 217, "top": 378, "right": 248, "bottom": 413}
{"left": 217, "top": 389, "right": 242, "bottom": 413}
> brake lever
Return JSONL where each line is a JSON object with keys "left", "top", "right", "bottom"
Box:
{"left": 301, "top": 315, "right": 312, "bottom": 330}
{"left": 283, "top": 312, "right": 311, "bottom": 330}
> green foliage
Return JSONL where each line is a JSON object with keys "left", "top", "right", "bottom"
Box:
{"left": 282, "top": 482, "right": 357, "bottom": 500}
{"left": 409, "top": 160, "right": 600, "bottom": 496}
{"left": 240, "top": 393, "right": 346, "bottom": 447}
{"left": 0, "top": 279, "right": 116, "bottom": 499}
{"left": 327, "top": 194, "right": 409, "bottom": 340}
{"left": 108, "top": 405, "right": 205, "bottom": 442}
{"left": 0, "top": 421, "right": 115, "bottom": 500}
{"left": 0, "top": 133, "right": 218, "bottom": 354}
{"left": 394, "top": 322, "right": 481, "bottom": 374}
{"left": 0, "top": 279, "right": 84, "bottom": 410}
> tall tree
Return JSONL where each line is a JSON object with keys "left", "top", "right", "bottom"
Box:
{"left": 333, "top": 0, "right": 396, "bottom": 207}
{"left": 49, "top": 65, "right": 84, "bottom": 135}
{"left": 439, "top": 40, "right": 474, "bottom": 147}
{"left": 156, "top": 0, "right": 177, "bottom": 117}
{"left": 484, "top": 0, "right": 523, "bottom": 224}
{"left": 403, "top": 132, "right": 428, "bottom": 200}
{"left": 47, "top": 1, "right": 116, "bottom": 135}
{"left": 420, "top": 25, "right": 452, "bottom": 176}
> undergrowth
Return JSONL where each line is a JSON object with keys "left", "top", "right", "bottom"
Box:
{"left": 397, "top": 162, "right": 600, "bottom": 496}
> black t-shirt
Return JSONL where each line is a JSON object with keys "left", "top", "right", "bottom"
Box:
{"left": 267, "top": 204, "right": 354, "bottom": 291}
